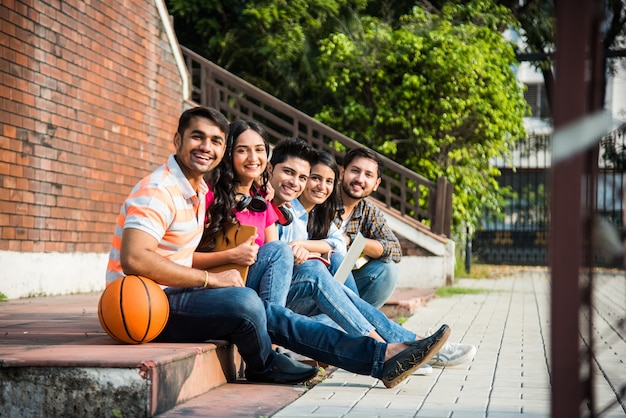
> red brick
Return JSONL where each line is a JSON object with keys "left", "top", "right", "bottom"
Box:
{"left": 2, "top": 226, "right": 16, "bottom": 240}
{"left": 20, "top": 240, "right": 34, "bottom": 251}
{"left": 2, "top": 0, "right": 183, "bottom": 253}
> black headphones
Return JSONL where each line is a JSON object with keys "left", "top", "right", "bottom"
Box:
{"left": 236, "top": 193, "right": 268, "bottom": 212}
{"left": 271, "top": 202, "right": 293, "bottom": 226}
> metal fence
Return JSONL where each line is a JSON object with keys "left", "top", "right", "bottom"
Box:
{"left": 473, "top": 123, "right": 626, "bottom": 265}
{"left": 181, "top": 46, "right": 453, "bottom": 237}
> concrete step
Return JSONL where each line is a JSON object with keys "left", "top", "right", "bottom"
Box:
{"left": 0, "top": 288, "right": 433, "bottom": 417}
{"left": 155, "top": 372, "right": 332, "bottom": 418}
{"left": 379, "top": 287, "right": 436, "bottom": 319}
{"left": 0, "top": 293, "right": 240, "bottom": 417}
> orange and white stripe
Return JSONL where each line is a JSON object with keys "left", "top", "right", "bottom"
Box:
{"left": 106, "top": 155, "right": 208, "bottom": 285}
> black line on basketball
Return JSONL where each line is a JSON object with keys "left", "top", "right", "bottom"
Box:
{"left": 119, "top": 275, "right": 140, "bottom": 343}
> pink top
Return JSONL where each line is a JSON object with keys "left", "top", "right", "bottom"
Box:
{"left": 235, "top": 204, "right": 278, "bottom": 246}
{"left": 205, "top": 189, "right": 277, "bottom": 246}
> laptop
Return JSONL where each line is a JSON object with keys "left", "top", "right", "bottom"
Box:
{"left": 333, "top": 232, "right": 366, "bottom": 283}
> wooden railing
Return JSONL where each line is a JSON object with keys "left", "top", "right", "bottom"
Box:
{"left": 182, "top": 46, "right": 452, "bottom": 237}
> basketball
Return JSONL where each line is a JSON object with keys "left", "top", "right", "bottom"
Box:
{"left": 98, "top": 275, "right": 170, "bottom": 344}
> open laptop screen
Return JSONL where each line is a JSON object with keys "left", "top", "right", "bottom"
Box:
{"left": 333, "top": 232, "right": 366, "bottom": 283}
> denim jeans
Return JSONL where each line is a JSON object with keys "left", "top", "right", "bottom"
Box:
{"left": 156, "top": 286, "right": 388, "bottom": 379}
{"left": 157, "top": 286, "right": 272, "bottom": 373}
{"left": 246, "top": 240, "right": 293, "bottom": 305}
{"left": 287, "top": 260, "right": 415, "bottom": 343}
{"left": 352, "top": 259, "right": 399, "bottom": 308}
{"left": 265, "top": 302, "right": 387, "bottom": 378}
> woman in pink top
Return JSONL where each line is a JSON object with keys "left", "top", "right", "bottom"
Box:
{"left": 194, "top": 120, "right": 292, "bottom": 305}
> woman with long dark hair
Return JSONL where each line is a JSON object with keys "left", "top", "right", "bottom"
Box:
{"left": 193, "top": 119, "right": 292, "bottom": 305}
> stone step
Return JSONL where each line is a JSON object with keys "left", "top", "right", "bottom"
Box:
{"left": 0, "top": 293, "right": 240, "bottom": 417}
{"left": 0, "top": 288, "right": 433, "bottom": 417}
{"left": 379, "top": 287, "right": 436, "bottom": 320}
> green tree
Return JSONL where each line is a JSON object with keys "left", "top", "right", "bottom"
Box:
{"left": 315, "top": 1, "right": 529, "bottom": 232}
{"left": 167, "top": 0, "right": 369, "bottom": 114}
{"left": 497, "top": 0, "right": 626, "bottom": 111}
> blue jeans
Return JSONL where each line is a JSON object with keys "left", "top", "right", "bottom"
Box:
{"left": 352, "top": 259, "right": 399, "bottom": 308}
{"left": 157, "top": 286, "right": 273, "bottom": 373}
{"left": 246, "top": 241, "right": 293, "bottom": 305}
{"left": 287, "top": 260, "right": 415, "bottom": 343}
{"left": 156, "top": 286, "right": 388, "bottom": 379}
{"left": 265, "top": 302, "right": 387, "bottom": 378}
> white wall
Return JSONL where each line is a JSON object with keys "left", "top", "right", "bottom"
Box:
{"left": 0, "top": 252, "right": 107, "bottom": 299}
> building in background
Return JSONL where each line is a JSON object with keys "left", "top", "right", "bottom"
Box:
{"left": 473, "top": 45, "right": 626, "bottom": 265}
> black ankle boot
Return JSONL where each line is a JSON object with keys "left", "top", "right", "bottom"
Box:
{"left": 245, "top": 351, "right": 319, "bottom": 384}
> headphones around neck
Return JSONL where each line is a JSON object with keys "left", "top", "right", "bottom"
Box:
{"left": 271, "top": 202, "right": 293, "bottom": 226}
{"left": 236, "top": 193, "right": 268, "bottom": 212}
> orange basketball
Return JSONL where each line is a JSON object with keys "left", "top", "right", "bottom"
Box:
{"left": 98, "top": 275, "right": 170, "bottom": 344}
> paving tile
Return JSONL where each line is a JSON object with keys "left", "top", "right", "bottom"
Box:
{"left": 276, "top": 273, "right": 625, "bottom": 418}
{"left": 3, "top": 272, "right": 625, "bottom": 417}
{"left": 413, "top": 409, "right": 453, "bottom": 417}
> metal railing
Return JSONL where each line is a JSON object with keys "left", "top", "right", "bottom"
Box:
{"left": 181, "top": 46, "right": 452, "bottom": 237}
{"left": 473, "top": 123, "right": 626, "bottom": 265}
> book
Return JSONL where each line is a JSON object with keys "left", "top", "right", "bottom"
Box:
{"left": 205, "top": 223, "right": 257, "bottom": 284}
{"left": 306, "top": 252, "right": 331, "bottom": 267}
{"left": 354, "top": 255, "right": 370, "bottom": 269}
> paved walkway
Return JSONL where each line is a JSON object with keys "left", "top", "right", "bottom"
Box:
{"left": 1, "top": 270, "right": 624, "bottom": 417}
{"left": 273, "top": 270, "right": 626, "bottom": 417}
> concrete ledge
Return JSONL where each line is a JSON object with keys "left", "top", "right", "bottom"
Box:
{"left": 380, "top": 287, "right": 436, "bottom": 319}
{"left": 0, "top": 288, "right": 439, "bottom": 417}
{"left": 0, "top": 292, "right": 239, "bottom": 417}
{"left": 0, "top": 343, "right": 237, "bottom": 417}
{"left": 397, "top": 237, "right": 455, "bottom": 288}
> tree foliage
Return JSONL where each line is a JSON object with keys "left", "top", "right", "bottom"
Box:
{"left": 497, "top": 0, "right": 626, "bottom": 110}
{"left": 167, "top": 0, "right": 369, "bottom": 114}
{"left": 167, "top": 0, "right": 534, "bottom": 234}
{"left": 315, "top": 2, "right": 529, "bottom": 231}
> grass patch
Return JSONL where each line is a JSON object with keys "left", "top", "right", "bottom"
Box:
{"left": 0, "top": 292, "right": 7, "bottom": 302}
{"left": 455, "top": 262, "right": 548, "bottom": 280}
{"left": 454, "top": 259, "right": 498, "bottom": 279}
{"left": 436, "top": 286, "right": 487, "bottom": 298}
{"left": 456, "top": 264, "right": 494, "bottom": 279}
{"left": 303, "top": 365, "right": 335, "bottom": 390}
{"left": 395, "top": 316, "right": 409, "bottom": 326}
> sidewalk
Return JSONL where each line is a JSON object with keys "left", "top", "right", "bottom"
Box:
{"left": 271, "top": 270, "right": 626, "bottom": 417}
{"left": 1, "top": 270, "right": 624, "bottom": 417}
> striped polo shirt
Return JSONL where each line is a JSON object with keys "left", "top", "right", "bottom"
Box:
{"left": 106, "top": 154, "right": 209, "bottom": 285}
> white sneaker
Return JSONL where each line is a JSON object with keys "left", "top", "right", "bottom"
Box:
{"left": 428, "top": 341, "right": 476, "bottom": 367}
{"left": 412, "top": 364, "right": 433, "bottom": 375}
{"left": 275, "top": 346, "right": 319, "bottom": 367}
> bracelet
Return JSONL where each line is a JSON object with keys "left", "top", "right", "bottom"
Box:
{"left": 203, "top": 270, "right": 209, "bottom": 288}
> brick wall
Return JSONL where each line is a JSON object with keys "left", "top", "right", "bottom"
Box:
{"left": 0, "top": 0, "right": 184, "bottom": 255}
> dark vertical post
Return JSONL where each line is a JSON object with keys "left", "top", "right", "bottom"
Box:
{"left": 551, "top": 4, "right": 587, "bottom": 418}
{"left": 551, "top": 1, "right": 605, "bottom": 417}
{"left": 444, "top": 181, "right": 453, "bottom": 237}
{"left": 432, "top": 177, "right": 448, "bottom": 235}
{"left": 465, "top": 225, "right": 471, "bottom": 274}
